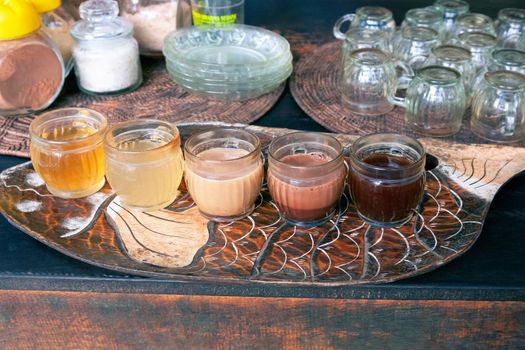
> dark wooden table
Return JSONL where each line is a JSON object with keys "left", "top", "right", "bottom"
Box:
{"left": 0, "top": 0, "right": 524, "bottom": 348}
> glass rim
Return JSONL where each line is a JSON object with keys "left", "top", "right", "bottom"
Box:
{"left": 103, "top": 119, "right": 180, "bottom": 154}
{"left": 418, "top": 65, "right": 461, "bottom": 84}
{"left": 356, "top": 6, "right": 393, "bottom": 20}
{"left": 434, "top": 0, "right": 469, "bottom": 13}
{"left": 29, "top": 107, "right": 108, "bottom": 146}
{"left": 183, "top": 128, "right": 261, "bottom": 163}
{"left": 344, "top": 27, "right": 388, "bottom": 41}
{"left": 458, "top": 31, "right": 497, "bottom": 47}
{"left": 350, "top": 133, "right": 426, "bottom": 172}
{"left": 268, "top": 132, "right": 344, "bottom": 170}
{"left": 162, "top": 24, "right": 291, "bottom": 69}
{"left": 492, "top": 49, "right": 525, "bottom": 67}
{"left": 498, "top": 8, "right": 525, "bottom": 23}
{"left": 350, "top": 48, "right": 391, "bottom": 64}
{"left": 406, "top": 7, "right": 442, "bottom": 20}
{"left": 432, "top": 45, "right": 471, "bottom": 61}
{"left": 485, "top": 70, "right": 525, "bottom": 91}
{"left": 401, "top": 26, "right": 439, "bottom": 41}
{"left": 456, "top": 13, "right": 493, "bottom": 27}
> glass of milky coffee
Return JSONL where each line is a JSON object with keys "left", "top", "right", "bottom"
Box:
{"left": 184, "top": 128, "right": 263, "bottom": 221}
{"left": 267, "top": 132, "right": 347, "bottom": 227}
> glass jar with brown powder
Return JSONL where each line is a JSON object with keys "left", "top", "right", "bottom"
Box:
{"left": 0, "top": 0, "right": 65, "bottom": 116}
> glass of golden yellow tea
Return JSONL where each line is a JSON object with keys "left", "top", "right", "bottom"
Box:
{"left": 29, "top": 108, "right": 108, "bottom": 199}
{"left": 104, "top": 119, "right": 184, "bottom": 212}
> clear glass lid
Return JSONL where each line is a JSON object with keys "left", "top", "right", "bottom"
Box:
{"left": 70, "top": 0, "right": 133, "bottom": 40}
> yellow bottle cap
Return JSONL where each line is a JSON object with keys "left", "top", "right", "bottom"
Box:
{"left": 0, "top": 0, "right": 41, "bottom": 40}
{"left": 30, "top": 0, "right": 60, "bottom": 13}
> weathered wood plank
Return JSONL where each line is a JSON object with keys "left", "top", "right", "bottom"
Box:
{"left": 0, "top": 290, "right": 523, "bottom": 349}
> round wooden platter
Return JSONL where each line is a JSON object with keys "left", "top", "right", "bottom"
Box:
{"left": 1, "top": 122, "right": 525, "bottom": 286}
{"left": 0, "top": 59, "right": 285, "bottom": 158}
{"left": 290, "top": 41, "right": 525, "bottom": 147}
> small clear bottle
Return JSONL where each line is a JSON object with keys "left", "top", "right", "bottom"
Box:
{"left": 70, "top": 0, "right": 142, "bottom": 95}
{"left": 120, "top": 0, "right": 192, "bottom": 56}
{"left": 496, "top": 8, "right": 525, "bottom": 49}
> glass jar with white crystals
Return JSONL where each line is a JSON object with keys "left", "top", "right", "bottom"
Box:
{"left": 70, "top": 0, "right": 142, "bottom": 95}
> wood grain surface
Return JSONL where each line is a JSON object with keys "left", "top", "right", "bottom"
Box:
{"left": 1, "top": 122, "right": 524, "bottom": 286}
{"left": 0, "top": 60, "right": 285, "bottom": 158}
{"left": 290, "top": 41, "right": 525, "bottom": 147}
{"left": 0, "top": 290, "right": 523, "bottom": 349}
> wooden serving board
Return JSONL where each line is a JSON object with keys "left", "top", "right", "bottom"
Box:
{"left": 1, "top": 122, "right": 524, "bottom": 285}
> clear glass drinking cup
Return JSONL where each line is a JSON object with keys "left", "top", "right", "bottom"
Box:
{"left": 488, "top": 49, "right": 525, "bottom": 74}
{"left": 389, "top": 66, "right": 466, "bottom": 137}
{"left": 471, "top": 71, "right": 525, "bottom": 143}
{"left": 473, "top": 49, "right": 525, "bottom": 88}
{"left": 190, "top": 0, "right": 244, "bottom": 26}
{"left": 29, "top": 108, "right": 107, "bottom": 199}
{"left": 267, "top": 132, "right": 346, "bottom": 227}
{"left": 349, "top": 133, "right": 426, "bottom": 228}
{"left": 333, "top": 6, "right": 396, "bottom": 42}
{"left": 433, "top": 0, "right": 470, "bottom": 43}
{"left": 393, "top": 27, "right": 440, "bottom": 70}
{"left": 184, "top": 128, "right": 263, "bottom": 222}
{"left": 452, "top": 13, "right": 496, "bottom": 41}
{"left": 337, "top": 28, "right": 391, "bottom": 65}
{"left": 457, "top": 32, "right": 497, "bottom": 72}
{"left": 424, "top": 45, "right": 475, "bottom": 101}
{"left": 496, "top": 8, "right": 525, "bottom": 49}
{"left": 341, "top": 48, "right": 414, "bottom": 116}
{"left": 401, "top": 7, "right": 445, "bottom": 40}
{"left": 104, "top": 120, "right": 184, "bottom": 212}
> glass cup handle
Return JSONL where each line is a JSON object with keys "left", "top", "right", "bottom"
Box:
{"left": 394, "top": 59, "right": 414, "bottom": 89}
{"left": 333, "top": 14, "right": 356, "bottom": 40}
{"left": 388, "top": 92, "right": 407, "bottom": 109}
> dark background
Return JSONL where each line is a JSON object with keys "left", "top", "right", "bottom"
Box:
{"left": 0, "top": 0, "right": 523, "bottom": 299}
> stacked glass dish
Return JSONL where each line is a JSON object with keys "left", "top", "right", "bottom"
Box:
{"left": 163, "top": 24, "right": 293, "bottom": 101}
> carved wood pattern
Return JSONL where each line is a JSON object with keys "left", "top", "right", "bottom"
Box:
{"left": 0, "top": 122, "right": 524, "bottom": 285}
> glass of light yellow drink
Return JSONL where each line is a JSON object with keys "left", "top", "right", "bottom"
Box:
{"left": 104, "top": 119, "right": 184, "bottom": 212}
{"left": 30, "top": 108, "right": 108, "bottom": 199}
{"left": 184, "top": 128, "right": 263, "bottom": 221}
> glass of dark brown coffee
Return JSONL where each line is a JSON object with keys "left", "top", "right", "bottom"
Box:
{"left": 349, "top": 133, "right": 426, "bottom": 227}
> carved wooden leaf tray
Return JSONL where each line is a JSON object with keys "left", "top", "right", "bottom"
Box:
{"left": 1, "top": 122, "right": 524, "bottom": 285}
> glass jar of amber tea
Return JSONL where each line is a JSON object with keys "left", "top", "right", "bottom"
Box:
{"left": 104, "top": 119, "right": 184, "bottom": 212}
{"left": 29, "top": 108, "right": 107, "bottom": 198}
{"left": 349, "top": 134, "right": 426, "bottom": 227}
